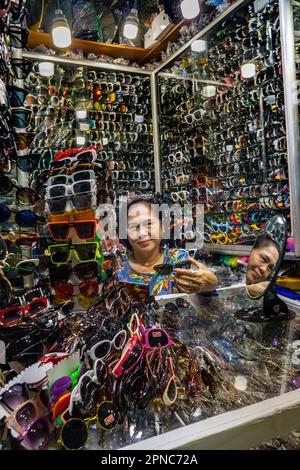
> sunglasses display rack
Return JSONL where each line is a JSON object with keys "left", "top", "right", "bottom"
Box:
{"left": 17, "top": 59, "right": 155, "bottom": 198}
{"left": 157, "top": 0, "right": 292, "bottom": 252}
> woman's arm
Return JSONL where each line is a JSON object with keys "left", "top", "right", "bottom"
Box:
{"left": 174, "top": 258, "right": 218, "bottom": 294}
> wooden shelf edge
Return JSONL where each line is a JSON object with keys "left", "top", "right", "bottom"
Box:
{"left": 28, "top": 21, "right": 186, "bottom": 68}
{"left": 28, "top": 31, "right": 147, "bottom": 63}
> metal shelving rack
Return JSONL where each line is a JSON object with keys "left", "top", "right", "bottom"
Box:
{"left": 22, "top": 0, "right": 300, "bottom": 259}
{"left": 151, "top": 0, "right": 300, "bottom": 259}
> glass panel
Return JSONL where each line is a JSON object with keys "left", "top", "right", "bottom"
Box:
{"left": 23, "top": 60, "right": 155, "bottom": 196}
{"left": 157, "top": 0, "right": 290, "bottom": 248}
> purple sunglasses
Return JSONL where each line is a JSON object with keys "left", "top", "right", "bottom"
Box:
{"left": 17, "top": 416, "right": 50, "bottom": 450}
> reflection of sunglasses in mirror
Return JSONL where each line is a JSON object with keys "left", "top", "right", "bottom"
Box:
{"left": 153, "top": 260, "right": 191, "bottom": 276}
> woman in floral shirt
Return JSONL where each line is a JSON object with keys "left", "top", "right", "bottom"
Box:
{"left": 117, "top": 195, "right": 218, "bottom": 296}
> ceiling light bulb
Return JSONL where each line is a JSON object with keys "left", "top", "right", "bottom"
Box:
{"left": 123, "top": 8, "right": 139, "bottom": 40}
{"left": 52, "top": 9, "right": 72, "bottom": 48}
{"left": 191, "top": 39, "right": 207, "bottom": 53}
{"left": 38, "top": 62, "right": 54, "bottom": 77}
{"left": 181, "top": 0, "right": 200, "bottom": 20}
{"left": 241, "top": 63, "right": 256, "bottom": 79}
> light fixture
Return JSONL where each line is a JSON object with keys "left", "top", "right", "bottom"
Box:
{"left": 123, "top": 2, "right": 139, "bottom": 41}
{"left": 191, "top": 39, "right": 207, "bottom": 53}
{"left": 234, "top": 375, "right": 248, "bottom": 391}
{"left": 241, "top": 63, "right": 256, "bottom": 79}
{"left": 51, "top": 1, "right": 72, "bottom": 48}
{"left": 181, "top": 0, "right": 200, "bottom": 20}
{"left": 38, "top": 61, "right": 54, "bottom": 77}
{"left": 76, "top": 134, "right": 86, "bottom": 146}
{"left": 202, "top": 85, "right": 216, "bottom": 98}
{"left": 76, "top": 109, "right": 87, "bottom": 120}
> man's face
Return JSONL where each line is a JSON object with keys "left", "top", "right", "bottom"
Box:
{"left": 127, "top": 202, "right": 162, "bottom": 255}
{"left": 246, "top": 244, "right": 279, "bottom": 285}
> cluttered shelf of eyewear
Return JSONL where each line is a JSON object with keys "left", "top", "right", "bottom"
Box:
{"left": 27, "top": 22, "right": 186, "bottom": 67}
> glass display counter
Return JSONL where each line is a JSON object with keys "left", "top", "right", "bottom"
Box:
{"left": 30, "top": 286, "right": 299, "bottom": 451}
{"left": 122, "top": 287, "right": 300, "bottom": 450}
{"left": 154, "top": 0, "right": 300, "bottom": 258}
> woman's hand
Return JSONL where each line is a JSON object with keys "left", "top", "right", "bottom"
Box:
{"left": 174, "top": 258, "right": 218, "bottom": 294}
{"left": 247, "top": 281, "right": 270, "bottom": 299}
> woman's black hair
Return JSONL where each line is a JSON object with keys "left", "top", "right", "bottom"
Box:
{"left": 253, "top": 234, "right": 281, "bottom": 258}
{"left": 118, "top": 193, "right": 167, "bottom": 252}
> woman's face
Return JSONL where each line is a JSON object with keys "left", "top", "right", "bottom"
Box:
{"left": 127, "top": 202, "right": 162, "bottom": 255}
{"left": 246, "top": 244, "right": 279, "bottom": 285}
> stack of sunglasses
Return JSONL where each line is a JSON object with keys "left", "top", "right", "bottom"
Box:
{"left": 0, "top": 282, "right": 298, "bottom": 450}
{"left": 23, "top": 63, "right": 155, "bottom": 197}
{"left": 158, "top": 0, "right": 290, "bottom": 246}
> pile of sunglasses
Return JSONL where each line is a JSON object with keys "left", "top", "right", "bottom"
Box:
{"left": 22, "top": 63, "right": 155, "bottom": 196}
{"left": 0, "top": 282, "right": 298, "bottom": 450}
{"left": 158, "top": 0, "right": 291, "bottom": 246}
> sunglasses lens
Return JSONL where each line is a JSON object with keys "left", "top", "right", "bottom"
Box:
{"left": 73, "top": 181, "right": 93, "bottom": 193}
{"left": 1, "top": 384, "right": 28, "bottom": 409}
{"left": 16, "top": 188, "right": 40, "bottom": 205}
{"left": 27, "top": 419, "right": 49, "bottom": 449}
{"left": 94, "top": 341, "right": 110, "bottom": 360}
{"left": 175, "top": 297, "right": 189, "bottom": 308}
{"left": 114, "top": 331, "right": 126, "bottom": 349}
{"left": 72, "top": 194, "right": 94, "bottom": 211}
{"left": 54, "top": 282, "right": 73, "bottom": 299}
{"left": 15, "top": 210, "right": 38, "bottom": 227}
{"left": 148, "top": 329, "right": 169, "bottom": 348}
{"left": 16, "top": 402, "right": 36, "bottom": 428}
{"left": 154, "top": 264, "right": 173, "bottom": 275}
{"left": 75, "top": 221, "right": 96, "bottom": 239}
{"left": 50, "top": 246, "right": 69, "bottom": 264}
{"left": 79, "top": 280, "right": 98, "bottom": 298}
{"left": 74, "top": 261, "right": 98, "bottom": 280}
{"left": 17, "top": 154, "right": 39, "bottom": 173}
{"left": 97, "top": 401, "right": 118, "bottom": 430}
{"left": 121, "top": 341, "right": 142, "bottom": 372}
{"left": 0, "top": 174, "right": 12, "bottom": 194}
{"left": 49, "top": 223, "right": 70, "bottom": 240}
{"left": 2, "top": 307, "right": 22, "bottom": 325}
{"left": 95, "top": 361, "right": 107, "bottom": 382}
{"left": 61, "top": 419, "right": 88, "bottom": 450}
{"left": 28, "top": 299, "right": 46, "bottom": 316}
{"left": 76, "top": 243, "right": 97, "bottom": 261}
{"left": 164, "top": 302, "right": 178, "bottom": 313}
{"left": 17, "top": 261, "right": 36, "bottom": 276}
{"left": 0, "top": 204, "right": 10, "bottom": 222}
{"left": 48, "top": 197, "right": 67, "bottom": 214}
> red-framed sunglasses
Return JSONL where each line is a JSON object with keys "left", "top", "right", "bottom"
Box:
{"left": 111, "top": 336, "right": 144, "bottom": 378}
{"left": 0, "top": 297, "right": 48, "bottom": 326}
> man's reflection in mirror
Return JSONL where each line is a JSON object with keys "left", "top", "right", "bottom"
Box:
{"left": 246, "top": 235, "right": 280, "bottom": 298}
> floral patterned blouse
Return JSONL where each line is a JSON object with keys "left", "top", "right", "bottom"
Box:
{"left": 117, "top": 247, "right": 188, "bottom": 296}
